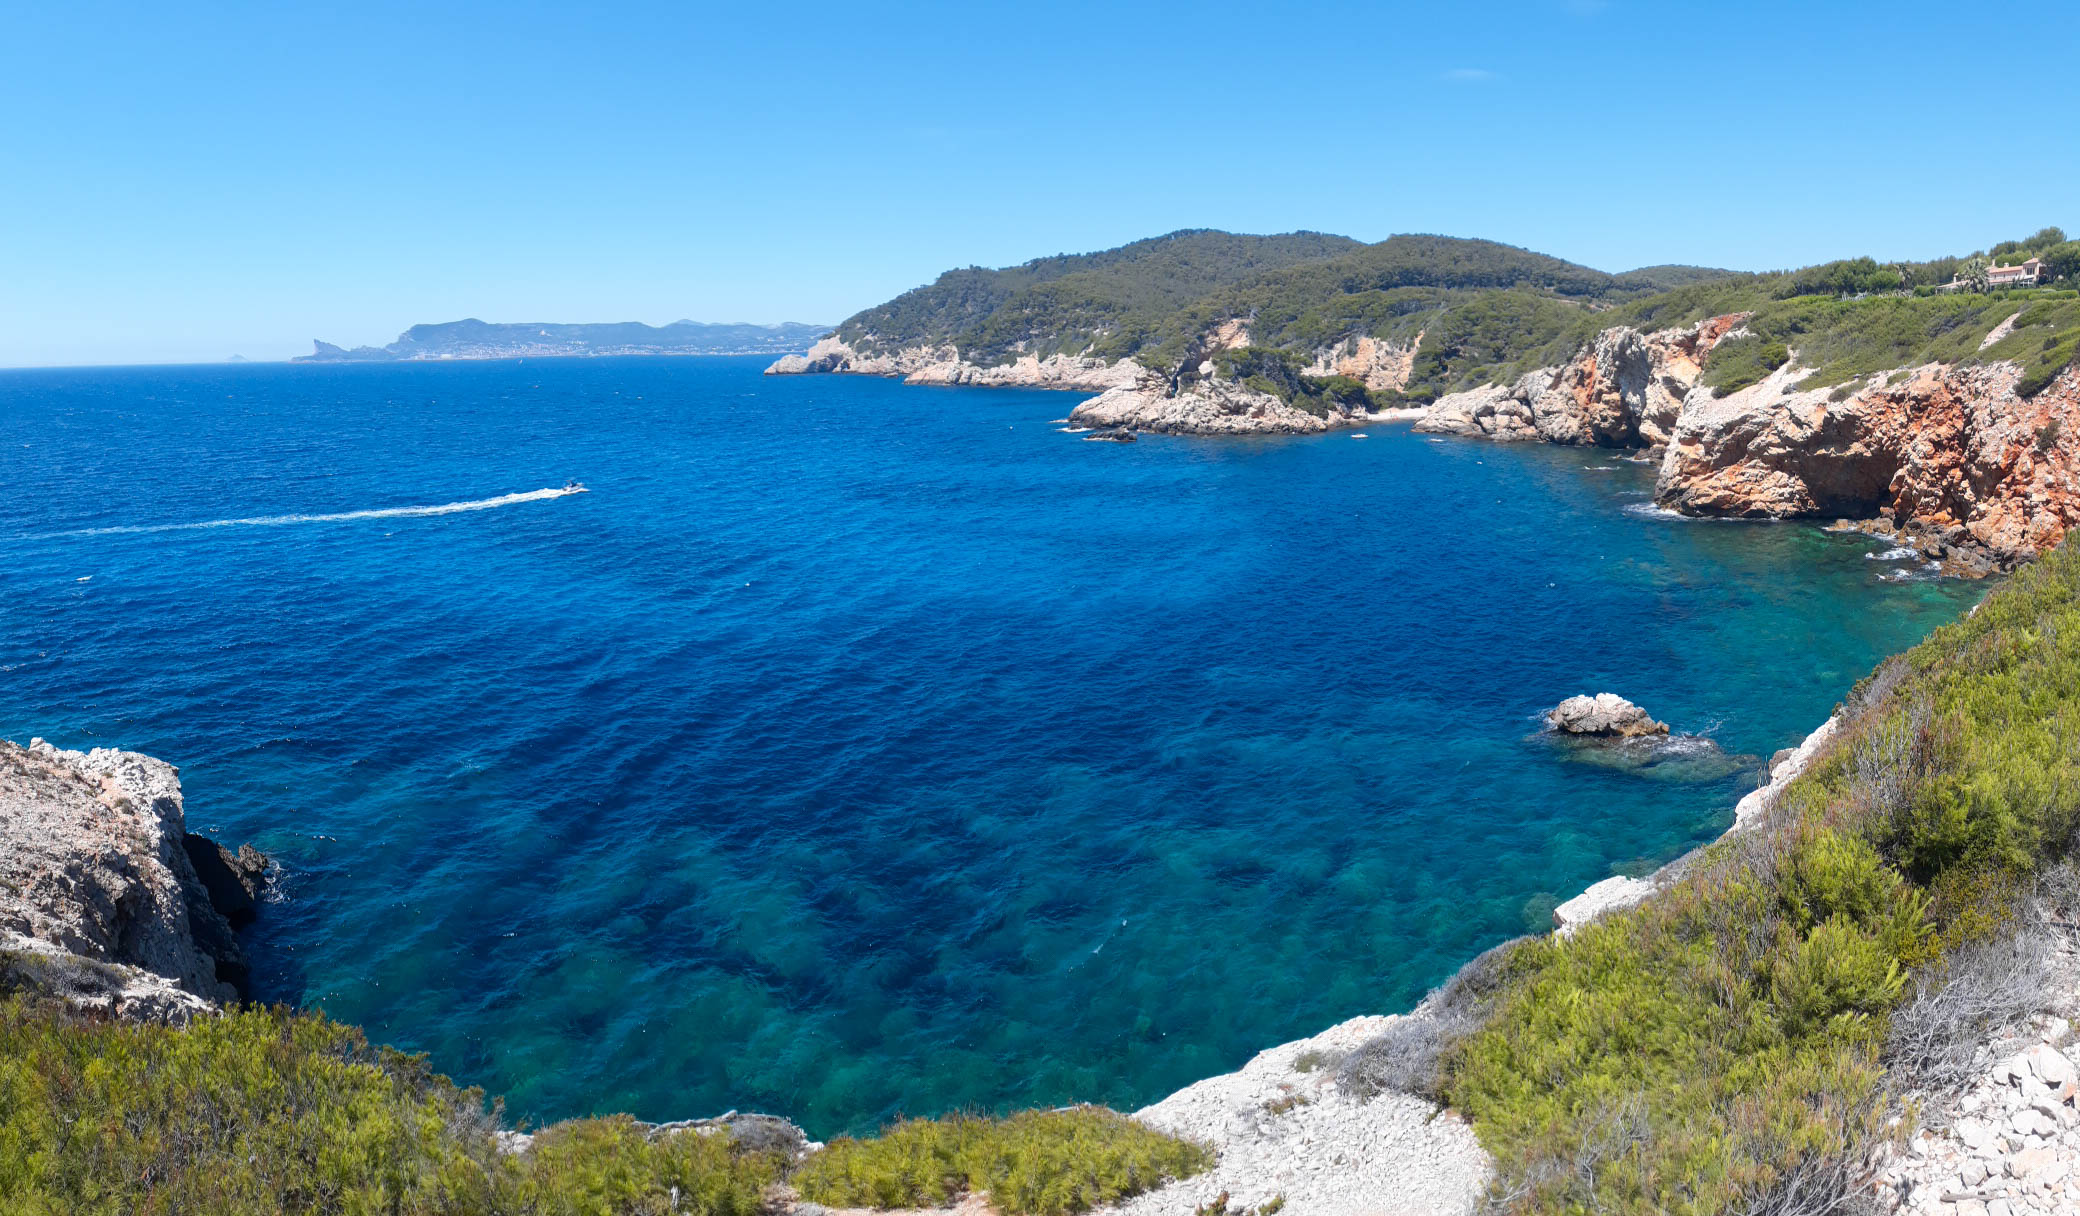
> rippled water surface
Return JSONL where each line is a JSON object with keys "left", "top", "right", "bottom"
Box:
{"left": 0, "top": 357, "right": 1983, "bottom": 1134}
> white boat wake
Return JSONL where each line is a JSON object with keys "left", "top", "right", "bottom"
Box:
{"left": 33, "top": 486, "right": 586, "bottom": 539}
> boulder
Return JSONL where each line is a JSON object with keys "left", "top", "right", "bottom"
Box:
{"left": 1546, "top": 694, "right": 1669, "bottom": 738}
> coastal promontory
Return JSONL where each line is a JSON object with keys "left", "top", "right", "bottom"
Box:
{"left": 772, "top": 227, "right": 2080, "bottom": 573}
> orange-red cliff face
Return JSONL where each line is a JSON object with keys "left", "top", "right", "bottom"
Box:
{"left": 1420, "top": 310, "right": 2079, "bottom": 574}
{"left": 1659, "top": 361, "right": 2080, "bottom": 573}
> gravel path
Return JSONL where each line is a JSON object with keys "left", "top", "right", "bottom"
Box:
{"left": 1100, "top": 1015, "right": 1489, "bottom": 1216}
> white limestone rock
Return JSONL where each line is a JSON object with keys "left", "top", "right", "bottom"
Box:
{"left": 1546, "top": 693, "right": 1670, "bottom": 738}
{"left": 1102, "top": 1014, "right": 1490, "bottom": 1216}
{"left": 0, "top": 737, "right": 243, "bottom": 1014}
{"left": 1069, "top": 379, "right": 1351, "bottom": 436}
{"left": 1731, "top": 716, "right": 1839, "bottom": 832}
{"left": 1552, "top": 876, "right": 1658, "bottom": 937}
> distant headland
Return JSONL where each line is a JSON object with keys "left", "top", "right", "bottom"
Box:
{"left": 770, "top": 226, "right": 2080, "bottom": 576}
{"left": 294, "top": 318, "right": 831, "bottom": 362}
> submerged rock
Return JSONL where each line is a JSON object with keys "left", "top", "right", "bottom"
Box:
{"left": 1546, "top": 732, "right": 1756, "bottom": 784}
{"left": 1546, "top": 693, "right": 1669, "bottom": 738}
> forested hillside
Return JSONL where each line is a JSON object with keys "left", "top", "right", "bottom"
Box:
{"left": 825, "top": 226, "right": 2080, "bottom": 407}
{"left": 834, "top": 229, "right": 1362, "bottom": 365}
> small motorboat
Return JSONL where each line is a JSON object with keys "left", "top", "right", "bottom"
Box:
{"left": 560, "top": 480, "right": 589, "bottom": 494}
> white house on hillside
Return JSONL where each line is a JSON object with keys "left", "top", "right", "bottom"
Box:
{"left": 1938, "top": 256, "right": 2048, "bottom": 292}
{"left": 1988, "top": 257, "right": 2047, "bottom": 288}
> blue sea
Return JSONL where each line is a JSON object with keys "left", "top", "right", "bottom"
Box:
{"left": 0, "top": 356, "right": 1982, "bottom": 1136}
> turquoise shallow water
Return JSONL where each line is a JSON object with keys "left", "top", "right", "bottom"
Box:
{"left": 0, "top": 356, "right": 1981, "bottom": 1136}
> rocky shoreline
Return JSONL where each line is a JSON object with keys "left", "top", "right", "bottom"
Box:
{"left": 769, "top": 320, "right": 2080, "bottom": 575}
{"left": 1089, "top": 699, "right": 1851, "bottom": 1214}
{"left": 0, "top": 737, "right": 270, "bottom": 1022}
{"left": 0, "top": 701, "right": 2017, "bottom": 1215}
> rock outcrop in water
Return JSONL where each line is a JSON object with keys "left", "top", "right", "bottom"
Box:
{"left": 1070, "top": 377, "right": 1354, "bottom": 435}
{"left": 0, "top": 738, "right": 269, "bottom": 1021}
{"left": 770, "top": 334, "right": 1424, "bottom": 436}
{"left": 769, "top": 335, "right": 1152, "bottom": 393}
{"left": 1547, "top": 693, "right": 1670, "bottom": 738}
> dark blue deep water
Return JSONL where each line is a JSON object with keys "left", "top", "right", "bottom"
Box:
{"left": 0, "top": 356, "right": 1983, "bottom": 1135}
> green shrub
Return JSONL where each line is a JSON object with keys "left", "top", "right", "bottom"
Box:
{"left": 1700, "top": 333, "right": 1791, "bottom": 394}
{"left": 1777, "top": 256, "right": 1906, "bottom": 299}
{"left": 0, "top": 999, "right": 782, "bottom": 1215}
{"left": 790, "top": 1107, "right": 1210, "bottom": 1216}
{"left": 495, "top": 1118, "right": 780, "bottom": 1216}
{"left": 1443, "top": 539, "right": 2080, "bottom": 1213}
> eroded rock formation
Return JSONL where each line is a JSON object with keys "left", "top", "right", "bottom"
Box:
{"left": 0, "top": 738, "right": 268, "bottom": 1021}
{"left": 767, "top": 336, "right": 1152, "bottom": 393}
{"left": 1302, "top": 333, "right": 1421, "bottom": 392}
{"left": 1547, "top": 693, "right": 1669, "bottom": 738}
{"left": 1069, "top": 378, "right": 1358, "bottom": 436}
{"left": 1412, "top": 309, "right": 2080, "bottom": 574}
{"left": 1659, "top": 362, "right": 2080, "bottom": 574}
{"left": 1416, "top": 315, "right": 1747, "bottom": 447}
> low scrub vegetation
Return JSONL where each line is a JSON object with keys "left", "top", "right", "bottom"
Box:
{"left": 790, "top": 1107, "right": 1212, "bottom": 1215}
{"left": 0, "top": 996, "right": 787, "bottom": 1214}
{"left": 1423, "top": 539, "right": 2080, "bottom": 1213}
{"left": 1338, "top": 936, "right": 1526, "bottom": 1102}
{"left": 1681, "top": 290, "right": 2080, "bottom": 398}
{"left": 1699, "top": 334, "right": 1793, "bottom": 394}
{"left": 0, "top": 993, "right": 1204, "bottom": 1215}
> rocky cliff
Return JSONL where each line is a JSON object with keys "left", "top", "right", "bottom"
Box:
{"left": 1659, "top": 360, "right": 2080, "bottom": 574}
{"left": 1415, "top": 314, "right": 1746, "bottom": 447}
{"left": 772, "top": 312, "right": 2080, "bottom": 572}
{"left": 769, "top": 333, "right": 1430, "bottom": 436}
{"left": 0, "top": 738, "right": 267, "bottom": 1022}
{"left": 1302, "top": 333, "right": 1422, "bottom": 391}
{"left": 768, "top": 336, "right": 1152, "bottom": 392}
{"left": 1414, "top": 312, "right": 2080, "bottom": 575}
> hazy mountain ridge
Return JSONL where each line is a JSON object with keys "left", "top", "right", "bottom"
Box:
{"left": 294, "top": 318, "right": 831, "bottom": 362}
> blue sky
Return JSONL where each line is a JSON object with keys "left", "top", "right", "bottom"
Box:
{"left": 3, "top": 0, "right": 2076, "bottom": 366}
